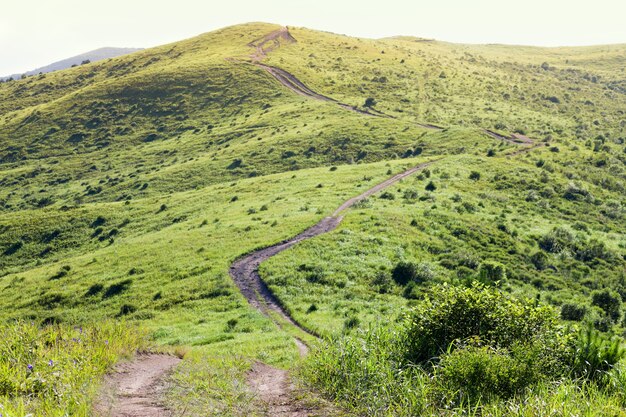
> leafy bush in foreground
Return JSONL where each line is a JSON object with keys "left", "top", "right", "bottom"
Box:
{"left": 403, "top": 283, "right": 569, "bottom": 369}
{"left": 303, "top": 284, "right": 626, "bottom": 415}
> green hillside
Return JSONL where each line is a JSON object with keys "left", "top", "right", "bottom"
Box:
{"left": 0, "top": 22, "right": 625, "bottom": 416}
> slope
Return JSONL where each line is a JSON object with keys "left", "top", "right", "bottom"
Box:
{"left": 0, "top": 22, "right": 624, "bottom": 417}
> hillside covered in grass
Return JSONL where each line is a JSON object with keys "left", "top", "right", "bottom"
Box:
{"left": 0, "top": 22, "right": 625, "bottom": 416}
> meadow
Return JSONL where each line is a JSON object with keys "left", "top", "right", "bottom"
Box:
{"left": 0, "top": 22, "right": 624, "bottom": 416}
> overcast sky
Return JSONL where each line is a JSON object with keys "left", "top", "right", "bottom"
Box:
{"left": 2, "top": 0, "right": 625, "bottom": 75}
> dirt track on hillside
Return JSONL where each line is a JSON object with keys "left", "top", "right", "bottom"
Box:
{"left": 229, "top": 161, "right": 433, "bottom": 416}
{"left": 250, "top": 27, "right": 537, "bottom": 151}
{"left": 229, "top": 161, "right": 433, "bottom": 336}
{"left": 95, "top": 354, "right": 180, "bottom": 417}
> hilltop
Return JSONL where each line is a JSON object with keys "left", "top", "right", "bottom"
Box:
{"left": 0, "top": 22, "right": 624, "bottom": 416}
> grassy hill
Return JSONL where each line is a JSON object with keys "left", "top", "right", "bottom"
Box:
{"left": 0, "top": 22, "right": 624, "bottom": 416}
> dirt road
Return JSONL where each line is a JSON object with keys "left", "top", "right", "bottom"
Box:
{"left": 229, "top": 161, "right": 434, "bottom": 335}
{"left": 95, "top": 354, "right": 181, "bottom": 417}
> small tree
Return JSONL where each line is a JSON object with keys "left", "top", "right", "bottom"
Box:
{"left": 425, "top": 181, "right": 436, "bottom": 192}
{"left": 364, "top": 97, "right": 376, "bottom": 108}
{"left": 469, "top": 171, "right": 481, "bottom": 181}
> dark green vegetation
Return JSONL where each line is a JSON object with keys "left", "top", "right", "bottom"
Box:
{"left": 0, "top": 22, "right": 624, "bottom": 415}
{"left": 303, "top": 285, "right": 626, "bottom": 415}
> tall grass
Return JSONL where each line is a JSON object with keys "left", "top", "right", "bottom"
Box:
{"left": 300, "top": 325, "right": 430, "bottom": 416}
{"left": 0, "top": 321, "right": 147, "bottom": 417}
{"left": 302, "top": 329, "right": 626, "bottom": 417}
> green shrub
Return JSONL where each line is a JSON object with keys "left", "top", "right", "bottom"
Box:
{"left": 425, "top": 181, "right": 437, "bottom": 192}
{"left": 561, "top": 303, "right": 587, "bottom": 321}
{"left": 379, "top": 191, "right": 395, "bottom": 200}
{"left": 572, "top": 327, "right": 626, "bottom": 381}
{"left": 478, "top": 261, "right": 506, "bottom": 283}
{"left": 437, "top": 345, "right": 540, "bottom": 402}
{"left": 575, "top": 239, "right": 614, "bottom": 263}
{"left": 591, "top": 289, "right": 622, "bottom": 322}
{"left": 118, "top": 304, "right": 137, "bottom": 316}
{"left": 364, "top": 97, "right": 376, "bottom": 107}
{"left": 371, "top": 271, "right": 393, "bottom": 294}
{"left": 530, "top": 251, "right": 549, "bottom": 270}
{"left": 391, "top": 261, "right": 433, "bottom": 286}
{"left": 403, "top": 283, "right": 567, "bottom": 368}
{"left": 538, "top": 227, "right": 575, "bottom": 253}
{"left": 103, "top": 279, "right": 133, "bottom": 298}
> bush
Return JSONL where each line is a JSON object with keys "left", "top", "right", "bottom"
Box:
{"left": 371, "top": 271, "right": 393, "bottom": 294}
{"left": 478, "top": 261, "right": 506, "bottom": 283}
{"left": 403, "top": 189, "right": 419, "bottom": 200}
{"left": 572, "top": 327, "right": 626, "bottom": 380}
{"left": 118, "top": 304, "right": 137, "bottom": 316}
{"left": 575, "top": 239, "right": 614, "bottom": 263}
{"left": 469, "top": 171, "right": 481, "bottom": 181}
{"left": 85, "top": 283, "right": 104, "bottom": 296}
{"left": 364, "top": 97, "right": 376, "bottom": 107}
{"left": 530, "top": 251, "right": 549, "bottom": 270}
{"left": 425, "top": 181, "right": 436, "bottom": 192}
{"left": 437, "top": 345, "right": 540, "bottom": 402}
{"left": 561, "top": 303, "right": 587, "bottom": 321}
{"left": 391, "top": 261, "right": 433, "bottom": 286}
{"left": 103, "top": 279, "right": 133, "bottom": 298}
{"left": 403, "top": 283, "right": 567, "bottom": 368}
{"left": 379, "top": 191, "right": 395, "bottom": 200}
{"left": 564, "top": 183, "right": 592, "bottom": 201}
{"left": 591, "top": 289, "right": 622, "bottom": 322}
{"left": 538, "top": 227, "right": 575, "bottom": 253}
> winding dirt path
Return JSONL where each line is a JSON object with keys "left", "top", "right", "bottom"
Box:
{"left": 250, "top": 27, "right": 537, "bottom": 150}
{"left": 95, "top": 354, "right": 181, "bottom": 417}
{"left": 257, "top": 63, "right": 385, "bottom": 117}
{"left": 229, "top": 161, "right": 433, "bottom": 333}
{"left": 230, "top": 161, "right": 434, "bottom": 417}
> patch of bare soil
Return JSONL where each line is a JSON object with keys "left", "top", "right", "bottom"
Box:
{"left": 249, "top": 27, "right": 297, "bottom": 62}
{"left": 95, "top": 354, "right": 181, "bottom": 417}
{"left": 248, "top": 362, "right": 334, "bottom": 417}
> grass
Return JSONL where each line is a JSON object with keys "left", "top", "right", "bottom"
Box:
{"left": 0, "top": 321, "right": 147, "bottom": 416}
{"left": 0, "top": 20, "right": 624, "bottom": 416}
{"left": 262, "top": 154, "right": 625, "bottom": 337}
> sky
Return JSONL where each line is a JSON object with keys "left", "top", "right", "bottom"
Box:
{"left": 2, "top": 0, "right": 626, "bottom": 75}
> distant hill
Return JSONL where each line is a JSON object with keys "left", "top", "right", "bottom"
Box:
{"left": 1, "top": 47, "right": 142, "bottom": 80}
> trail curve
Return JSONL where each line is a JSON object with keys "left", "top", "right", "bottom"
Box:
{"left": 228, "top": 161, "right": 434, "bottom": 340}
{"left": 249, "top": 27, "right": 537, "bottom": 148}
